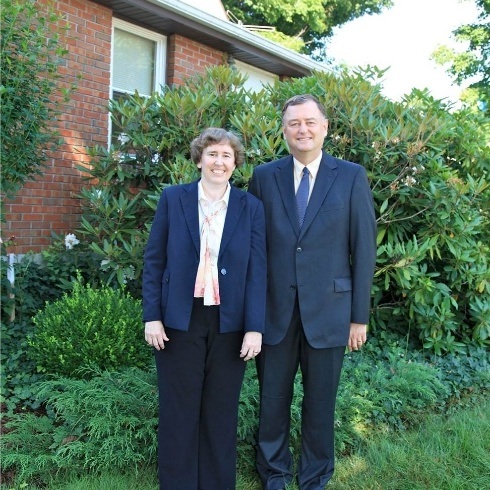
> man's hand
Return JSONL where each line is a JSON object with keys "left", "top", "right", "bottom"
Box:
{"left": 348, "top": 323, "right": 367, "bottom": 352}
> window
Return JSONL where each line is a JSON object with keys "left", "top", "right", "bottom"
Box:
{"left": 110, "top": 19, "right": 166, "bottom": 146}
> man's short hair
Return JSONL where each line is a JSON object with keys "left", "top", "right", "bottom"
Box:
{"left": 281, "top": 94, "right": 327, "bottom": 121}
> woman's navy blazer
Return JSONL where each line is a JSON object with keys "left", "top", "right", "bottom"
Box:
{"left": 143, "top": 180, "right": 267, "bottom": 334}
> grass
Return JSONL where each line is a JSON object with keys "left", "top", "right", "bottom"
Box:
{"left": 10, "top": 396, "right": 488, "bottom": 490}
{"left": 328, "top": 396, "right": 490, "bottom": 490}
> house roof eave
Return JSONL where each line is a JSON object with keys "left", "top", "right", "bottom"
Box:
{"left": 94, "top": 0, "right": 329, "bottom": 77}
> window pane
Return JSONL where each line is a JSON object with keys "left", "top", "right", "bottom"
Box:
{"left": 113, "top": 28, "right": 155, "bottom": 95}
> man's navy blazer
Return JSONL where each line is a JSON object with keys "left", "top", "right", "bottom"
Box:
{"left": 143, "top": 180, "right": 267, "bottom": 335}
{"left": 248, "top": 152, "right": 377, "bottom": 348}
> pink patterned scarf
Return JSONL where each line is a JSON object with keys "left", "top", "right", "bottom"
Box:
{"left": 194, "top": 201, "right": 225, "bottom": 305}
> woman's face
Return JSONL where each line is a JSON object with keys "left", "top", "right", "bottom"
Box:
{"left": 197, "top": 142, "right": 236, "bottom": 187}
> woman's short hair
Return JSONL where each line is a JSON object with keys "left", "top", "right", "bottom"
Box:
{"left": 190, "top": 128, "right": 245, "bottom": 167}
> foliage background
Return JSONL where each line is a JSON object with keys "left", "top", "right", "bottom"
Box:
{"left": 2, "top": 338, "right": 488, "bottom": 485}
{"left": 1, "top": 1, "right": 489, "bottom": 487}
{"left": 75, "top": 66, "right": 489, "bottom": 355}
{"left": 0, "top": 0, "right": 76, "bottom": 200}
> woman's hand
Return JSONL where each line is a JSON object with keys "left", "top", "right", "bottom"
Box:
{"left": 145, "top": 320, "right": 169, "bottom": 350}
{"left": 240, "top": 331, "right": 262, "bottom": 361}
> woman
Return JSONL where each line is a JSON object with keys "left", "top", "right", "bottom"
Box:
{"left": 143, "top": 127, "right": 266, "bottom": 489}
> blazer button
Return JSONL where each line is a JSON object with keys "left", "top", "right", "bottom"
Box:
{"left": 290, "top": 285, "right": 296, "bottom": 290}
{"left": 220, "top": 268, "right": 227, "bottom": 275}
{"left": 296, "top": 247, "right": 302, "bottom": 253}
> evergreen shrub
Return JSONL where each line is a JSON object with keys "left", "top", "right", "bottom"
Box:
{"left": 77, "top": 65, "right": 489, "bottom": 354}
{"left": 1, "top": 368, "right": 158, "bottom": 484}
{"left": 29, "top": 279, "right": 151, "bottom": 378}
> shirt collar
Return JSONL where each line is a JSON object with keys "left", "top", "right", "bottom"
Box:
{"left": 198, "top": 180, "right": 231, "bottom": 206}
{"left": 293, "top": 152, "right": 322, "bottom": 180}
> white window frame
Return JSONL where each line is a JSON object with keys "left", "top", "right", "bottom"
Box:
{"left": 109, "top": 18, "right": 166, "bottom": 146}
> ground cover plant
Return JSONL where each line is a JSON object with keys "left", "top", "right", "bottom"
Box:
{"left": 1, "top": 342, "right": 488, "bottom": 488}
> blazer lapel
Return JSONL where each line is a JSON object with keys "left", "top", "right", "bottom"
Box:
{"left": 180, "top": 181, "right": 201, "bottom": 255}
{"left": 219, "top": 186, "right": 245, "bottom": 256}
{"left": 274, "top": 157, "right": 299, "bottom": 234}
{"left": 300, "top": 153, "right": 338, "bottom": 238}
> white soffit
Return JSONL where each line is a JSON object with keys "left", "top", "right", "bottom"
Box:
{"left": 149, "top": 0, "right": 327, "bottom": 74}
{"left": 179, "top": 0, "right": 229, "bottom": 21}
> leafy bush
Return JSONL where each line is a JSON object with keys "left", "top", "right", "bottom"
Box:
{"left": 0, "top": 0, "right": 76, "bottom": 199}
{"left": 29, "top": 279, "right": 151, "bottom": 378}
{"left": 76, "top": 66, "right": 489, "bottom": 354}
{"left": 1, "top": 233, "right": 105, "bottom": 329}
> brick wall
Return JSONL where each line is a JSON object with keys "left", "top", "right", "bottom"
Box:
{"left": 3, "top": 3, "right": 226, "bottom": 254}
{"left": 167, "top": 34, "right": 224, "bottom": 86}
{"left": 4, "top": 0, "right": 112, "bottom": 254}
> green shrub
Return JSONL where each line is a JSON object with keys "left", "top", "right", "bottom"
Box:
{"left": 76, "top": 65, "right": 489, "bottom": 354}
{"left": 1, "top": 368, "right": 158, "bottom": 485}
{"left": 0, "top": 0, "right": 77, "bottom": 199}
{"left": 0, "top": 319, "right": 44, "bottom": 414}
{"left": 0, "top": 412, "right": 61, "bottom": 486}
{"left": 29, "top": 279, "right": 151, "bottom": 378}
{"left": 1, "top": 248, "right": 103, "bottom": 326}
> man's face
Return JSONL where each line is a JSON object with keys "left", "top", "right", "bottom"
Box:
{"left": 282, "top": 100, "right": 328, "bottom": 161}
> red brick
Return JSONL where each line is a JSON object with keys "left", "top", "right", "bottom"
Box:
{"left": 8, "top": 0, "right": 230, "bottom": 252}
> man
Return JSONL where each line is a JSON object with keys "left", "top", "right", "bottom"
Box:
{"left": 248, "top": 94, "right": 377, "bottom": 490}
